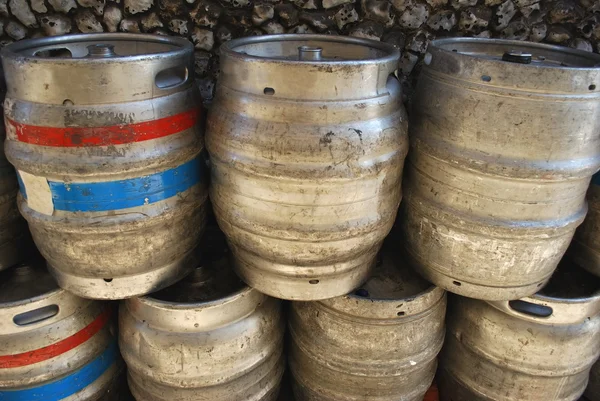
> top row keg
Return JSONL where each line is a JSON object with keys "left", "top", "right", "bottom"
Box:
{"left": 401, "top": 38, "right": 600, "bottom": 300}
{"left": 1, "top": 34, "right": 207, "bottom": 300}
{"left": 206, "top": 35, "right": 408, "bottom": 300}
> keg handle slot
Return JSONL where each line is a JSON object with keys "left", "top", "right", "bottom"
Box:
{"left": 155, "top": 65, "right": 189, "bottom": 89}
{"left": 13, "top": 304, "right": 60, "bottom": 326}
{"left": 508, "top": 300, "right": 553, "bottom": 318}
{"left": 33, "top": 47, "right": 73, "bottom": 58}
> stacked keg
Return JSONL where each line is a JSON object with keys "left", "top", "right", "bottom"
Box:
{"left": 401, "top": 38, "right": 600, "bottom": 401}
{"left": 0, "top": 31, "right": 599, "bottom": 401}
{"left": 0, "top": 33, "right": 208, "bottom": 400}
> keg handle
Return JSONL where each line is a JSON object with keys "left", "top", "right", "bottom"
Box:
{"left": 13, "top": 304, "right": 60, "bottom": 327}
{"left": 155, "top": 65, "right": 189, "bottom": 90}
{"left": 507, "top": 300, "right": 553, "bottom": 318}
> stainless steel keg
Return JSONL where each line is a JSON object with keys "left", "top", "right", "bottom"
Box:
{"left": 206, "top": 34, "right": 408, "bottom": 300}
{"left": 572, "top": 173, "right": 600, "bottom": 277}
{"left": 439, "top": 264, "right": 600, "bottom": 401}
{"left": 0, "top": 66, "right": 29, "bottom": 271}
{"left": 119, "top": 235, "right": 285, "bottom": 401}
{"left": 0, "top": 260, "right": 122, "bottom": 400}
{"left": 587, "top": 360, "right": 600, "bottom": 401}
{"left": 401, "top": 38, "right": 600, "bottom": 300}
{"left": 289, "top": 248, "right": 446, "bottom": 400}
{"left": 1, "top": 33, "right": 207, "bottom": 299}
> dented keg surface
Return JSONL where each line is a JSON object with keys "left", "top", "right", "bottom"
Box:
{"left": 1, "top": 33, "right": 207, "bottom": 300}
{"left": 206, "top": 34, "right": 408, "bottom": 301}
{"left": 289, "top": 248, "right": 446, "bottom": 401}
{"left": 439, "top": 263, "right": 600, "bottom": 401}
{"left": 572, "top": 173, "right": 600, "bottom": 278}
{"left": 401, "top": 38, "right": 600, "bottom": 300}
{"left": 0, "top": 261, "right": 123, "bottom": 400}
{"left": 586, "top": 360, "right": 600, "bottom": 401}
{"left": 119, "top": 246, "right": 285, "bottom": 401}
{"left": 0, "top": 67, "right": 29, "bottom": 271}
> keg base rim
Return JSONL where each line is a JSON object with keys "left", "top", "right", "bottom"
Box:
{"left": 410, "top": 262, "right": 550, "bottom": 301}
{"left": 233, "top": 258, "right": 374, "bottom": 301}
{"left": 47, "top": 256, "right": 195, "bottom": 300}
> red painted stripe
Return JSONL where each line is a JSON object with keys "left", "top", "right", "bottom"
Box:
{"left": 7, "top": 108, "right": 199, "bottom": 147}
{"left": 0, "top": 307, "right": 112, "bottom": 368}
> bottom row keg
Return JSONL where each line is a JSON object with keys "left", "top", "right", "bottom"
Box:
{"left": 289, "top": 248, "right": 447, "bottom": 401}
{"left": 119, "top": 239, "right": 285, "bottom": 401}
{"left": 0, "top": 261, "right": 122, "bottom": 400}
{"left": 439, "top": 263, "right": 600, "bottom": 401}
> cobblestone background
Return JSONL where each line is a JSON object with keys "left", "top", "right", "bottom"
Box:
{"left": 0, "top": 0, "right": 598, "bottom": 101}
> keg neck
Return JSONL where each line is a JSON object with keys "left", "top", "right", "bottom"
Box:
{"left": 1, "top": 33, "right": 194, "bottom": 105}
{"left": 219, "top": 34, "right": 400, "bottom": 101}
{"left": 424, "top": 38, "right": 600, "bottom": 94}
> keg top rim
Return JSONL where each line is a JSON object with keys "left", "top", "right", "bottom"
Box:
{"left": 220, "top": 34, "right": 400, "bottom": 65}
{"left": 349, "top": 251, "right": 436, "bottom": 302}
{"left": 487, "top": 263, "right": 600, "bottom": 324}
{"left": 1, "top": 33, "right": 193, "bottom": 62}
{"left": 320, "top": 249, "right": 446, "bottom": 320}
{"left": 0, "top": 260, "right": 61, "bottom": 307}
{"left": 135, "top": 285, "right": 256, "bottom": 312}
{"left": 429, "top": 38, "right": 600, "bottom": 70}
{"left": 528, "top": 262, "right": 600, "bottom": 304}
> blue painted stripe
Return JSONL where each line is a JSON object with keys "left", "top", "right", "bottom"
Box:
{"left": 0, "top": 340, "right": 117, "bottom": 401}
{"left": 592, "top": 172, "right": 600, "bottom": 186}
{"left": 20, "top": 157, "right": 201, "bottom": 212}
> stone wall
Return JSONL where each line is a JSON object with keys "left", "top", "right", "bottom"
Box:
{"left": 0, "top": 0, "right": 598, "bottom": 102}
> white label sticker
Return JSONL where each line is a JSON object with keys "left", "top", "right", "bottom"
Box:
{"left": 18, "top": 170, "right": 54, "bottom": 216}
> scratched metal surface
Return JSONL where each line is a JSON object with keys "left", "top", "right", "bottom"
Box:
{"left": 206, "top": 34, "right": 409, "bottom": 301}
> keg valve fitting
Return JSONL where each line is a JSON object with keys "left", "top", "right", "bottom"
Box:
{"left": 502, "top": 51, "right": 532, "bottom": 64}
{"left": 87, "top": 44, "right": 116, "bottom": 58}
{"left": 298, "top": 46, "right": 323, "bottom": 61}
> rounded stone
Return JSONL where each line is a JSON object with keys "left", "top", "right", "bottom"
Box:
{"left": 459, "top": 7, "right": 492, "bottom": 32}
{"left": 30, "top": 0, "right": 47, "bottom": 13}
{"left": 501, "top": 16, "right": 530, "bottom": 40}
{"left": 530, "top": 22, "right": 547, "bottom": 41}
{"left": 428, "top": 10, "right": 457, "bottom": 31}
{"left": 276, "top": 3, "right": 299, "bottom": 27}
{"left": 124, "top": 0, "right": 153, "bottom": 14}
{"left": 252, "top": 3, "right": 274, "bottom": 25}
{"left": 168, "top": 18, "right": 188, "bottom": 34}
{"left": 192, "top": 27, "right": 214, "bottom": 50}
{"left": 334, "top": 4, "right": 358, "bottom": 29}
{"left": 119, "top": 17, "right": 141, "bottom": 32}
{"left": 300, "top": 10, "right": 336, "bottom": 32}
{"left": 75, "top": 9, "right": 104, "bottom": 32}
{"left": 349, "top": 20, "right": 384, "bottom": 40}
{"left": 48, "top": 0, "right": 77, "bottom": 13}
{"left": 40, "top": 14, "right": 72, "bottom": 35}
{"left": 9, "top": 0, "right": 37, "bottom": 28}
{"left": 546, "top": 25, "right": 574, "bottom": 43}
{"left": 399, "top": 3, "right": 429, "bottom": 29}
{"left": 191, "top": 1, "right": 223, "bottom": 28}
{"left": 77, "top": 0, "right": 105, "bottom": 14}
{"left": 494, "top": 0, "right": 516, "bottom": 31}
{"left": 5, "top": 20, "right": 27, "bottom": 40}
{"left": 103, "top": 4, "right": 123, "bottom": 32}
{"left": 262, "top": 20, "right": 285, "bottom": 33}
